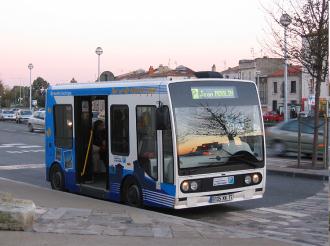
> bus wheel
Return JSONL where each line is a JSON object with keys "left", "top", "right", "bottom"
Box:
{"left": 50, "top": 165, "right": 65, "bottom": 191}
{"left": 123, "top": 179, "right": 142, "bottom": 207}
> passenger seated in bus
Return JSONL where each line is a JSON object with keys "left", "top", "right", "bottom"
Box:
{"left": 92, "top": 120, "right": 106, "bottom": 173}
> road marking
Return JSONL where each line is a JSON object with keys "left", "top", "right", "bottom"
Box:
{"left": 258, "top": 208, "right": 309, "bottom": 218}
{"left": 0, "top": 164, "right": 44, "bottom": 170}
{"left": 0, "top": 143, "right": 26, "bottom": 148}
{"left": 17, "top": 145, "right": 42, "bottom": 149}
{"left": 6, "top": 149, "right": 44, "bottom": 154}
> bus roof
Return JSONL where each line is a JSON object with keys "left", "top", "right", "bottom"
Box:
{"left": 49, "top": 78, "right": 255, "bottom": 91}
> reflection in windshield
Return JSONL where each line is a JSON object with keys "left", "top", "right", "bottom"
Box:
{"left": 174, "top": 105, "right": 264, "bottom": 169}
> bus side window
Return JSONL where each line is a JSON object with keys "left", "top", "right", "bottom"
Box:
{"left": 54, "top": 105, "right": 73, "bottom": 148}
{"left": 110, "top": 105, "right": 129, "bottom": 156}
{"left": 136, "top": 106, "right": 158, "bottom": 180}
{"left": 162, "top": 106, "right": 174, "bottom": 184}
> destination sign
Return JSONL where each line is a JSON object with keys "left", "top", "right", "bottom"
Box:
{"left": 191, "top": 86, "right": 237, "bottom": 100}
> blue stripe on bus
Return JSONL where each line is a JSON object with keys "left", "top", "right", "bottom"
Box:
{"left": 50, "top": 86, "right": 167, "bottom": 96}
{"left": 143, "top": 189, "right": 175, "bottom": 207}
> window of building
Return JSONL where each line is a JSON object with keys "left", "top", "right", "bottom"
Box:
{"left": 291, "top": 81, "right": 296, "bottom": 93}
{"left": 273, "top": 82, "right": 278, "bottom": 94}
{"left": 272, "top": 100, "right": 277, "bottom": 111}
{"left": 54, "top": 105, "right": 73, "bottom": 148}
{"left": 110, "top": 105, "right": 129, "bottom": 156}
{"left": 136, "top": 106, "right": 158, "bottom": 180}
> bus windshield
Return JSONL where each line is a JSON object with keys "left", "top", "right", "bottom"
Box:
{"left": 169, "top": 81, "right": 264, "bottom": 174}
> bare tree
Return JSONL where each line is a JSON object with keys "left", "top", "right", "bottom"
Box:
{"left": 189, "top": 105, "right": 253, "bottom": 141}
{"left": 264, "top": 0, "right": 328, "bottom": 166}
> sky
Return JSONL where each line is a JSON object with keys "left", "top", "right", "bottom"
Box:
{"left": 0, "top": 0, "right": 276, "bottom": 86}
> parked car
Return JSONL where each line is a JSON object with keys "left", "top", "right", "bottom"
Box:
{"left": 27, "top": 111, "right": 45, "bottom": 132}
{"left": 263, "top": 111, "right": 284, "bottom": 123}
{"left": 15, "top": 109, "right": 33, "bottom": 124}
{"left": 266, "top": 118, "right": 327, "bottom": 157}
{"left": 0, "top": 110, "right": 16, "bottom": 121}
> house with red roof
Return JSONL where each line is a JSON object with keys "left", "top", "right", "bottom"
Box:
{"left": 267, "top": 65, "right": 303, "bottom": 113}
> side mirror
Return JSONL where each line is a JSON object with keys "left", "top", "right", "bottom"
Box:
{"left": 156, "top": 106, "right": 171, "bottom": 130}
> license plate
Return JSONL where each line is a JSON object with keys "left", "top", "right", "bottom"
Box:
{"left": 213, "top": 176, "right": 234, "bottom": 186}
{"left": 209, "top": 194, "right": 233, "bottom": 203}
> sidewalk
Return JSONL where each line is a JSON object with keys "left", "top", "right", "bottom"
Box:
{"left": 267, "top": 157, "right": 329, "bottom": 180}
{"left": 0, "top": 178, "right": 299, "bottom": 246}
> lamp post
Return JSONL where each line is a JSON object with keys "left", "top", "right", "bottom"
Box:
{"left": 280, "top": 13, "right": 292, "bottom": 121}
{"left": 95, "top": 47, "right": 103, "bottom": 82}
{"left": 28, "top": 63, "right": 33, "bottom": 111}
{"left": 256, "top": 70, "right": 261, "bottom": 91}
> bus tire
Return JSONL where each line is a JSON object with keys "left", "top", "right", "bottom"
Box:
{"left": 50, "top": 164, "right": 65, "bottom": 191}
{"left": 122, "top": 178, "right": 142, "bottom": 207}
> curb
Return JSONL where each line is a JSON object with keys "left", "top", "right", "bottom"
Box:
{"left": 267, "top": 168, "right": 329, "bottom": 181}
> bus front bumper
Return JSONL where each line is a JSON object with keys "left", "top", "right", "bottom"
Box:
{"left": 174, "top": 188, "right": 264, "bottom": 209}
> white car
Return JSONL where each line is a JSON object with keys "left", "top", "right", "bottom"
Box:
{"left": 27, "top": 111, "right": 45, "bottom": 132}
{"left": 16, "top": 109, "right": 33, "bottom": 124}
{"left": 0, "top": 110, "right": 16, "bottom": 121}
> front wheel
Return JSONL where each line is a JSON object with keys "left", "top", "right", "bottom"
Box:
{"left": 28, "top": 124, "right": 34, "bottom": 132}
{"left": 50, "top": 165, "right": 65, "bottom": 191}
{"left": 123, "top": 179, "right": 142, "bottom": 207}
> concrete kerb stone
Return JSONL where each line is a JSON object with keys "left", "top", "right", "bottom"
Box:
{"left": 0, "top": 192, "right": 36, "bottom": 231}
{"left": 266, "top": 168, "right": 329, "bottom": 181}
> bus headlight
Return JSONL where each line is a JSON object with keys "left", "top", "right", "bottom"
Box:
{"left": 244, "top": 175, "right": 252, "bottom": 185}
{"left": 181, "top": 181, "right": 189, "bottom": 192}
{"left": 190, "top": 181, "right": 198, "bottom": 191}
{"left": 252, "top": 174, "right": 260, "bottom": 184}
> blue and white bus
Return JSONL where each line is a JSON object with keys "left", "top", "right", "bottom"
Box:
{"left": 45, "top": 78, "right": 266, "bottom": 209}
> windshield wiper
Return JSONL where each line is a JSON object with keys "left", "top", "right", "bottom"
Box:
{"left": 226, "top": 151, "right": 262, "bottom": 168}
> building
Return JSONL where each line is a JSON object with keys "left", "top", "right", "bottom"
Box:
{"left": 221, "top": 57, "right": 284, "bottom": 111}
{"left": 221, "top": 66, "right": 239, "bottom": 79}
{"left": 267, "top": 65, "right": 302, "bottom": 113}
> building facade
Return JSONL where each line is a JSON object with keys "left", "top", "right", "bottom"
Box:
{"left": 267, "top": 65, "right": 302, "bottom": 113}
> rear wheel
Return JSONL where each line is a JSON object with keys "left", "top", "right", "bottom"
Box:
{"left": 28, "top": 124, "right": 34, "bottom": 132}
{"left": 50, "top": 164, "right": 65, "bottom": 191}
{"left": 122, "top": 178, "right": 142, "bottom": 207}
{"left": 271, "top": 141, "right": 286, "bottom": 156}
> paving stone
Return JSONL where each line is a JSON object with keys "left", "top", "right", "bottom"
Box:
{"left": 102, "top": 226, "right": 125, "bottom": 236}
{"left": 172, "top": 229, "right": 202, "bottom": 239}
{"left": 125, "top": 224, "right": 153, "bottom": 237}
{"left": 41, "top": 208, "right": 67, "bottom": 220}
{"left": 152, "top": 225, "right": 173, "bottom": 238}
{"left": 60, "top": 208, "right": 92, "bottom": 220}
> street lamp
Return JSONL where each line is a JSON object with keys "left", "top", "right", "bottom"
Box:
{"left": 280, "top": 13, "right": 292, "bottom": 121}
{"left": 95, "top": 47, "right": 103, "bottom": 82}
{"left": 28, "top": 63, "right": 33, "bottom": 111}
